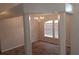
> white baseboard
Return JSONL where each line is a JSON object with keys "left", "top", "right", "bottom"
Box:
{"left": 1, "top": 44, "right": 24, "bottom": 52}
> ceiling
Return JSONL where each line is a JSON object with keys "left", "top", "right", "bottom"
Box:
{"left": 0, "top": 3, "right": 23, "bottom": 20}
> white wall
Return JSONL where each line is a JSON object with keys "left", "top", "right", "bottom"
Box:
{"left": 71, "top": 4, "right": 79, "bottom": 54}
{"left": 71, "top": 13, "right": 79, "bottom": 54}
{"left": 0, "top": 15, "right": 39, "bottom": 52}
{"left": 66, "top": 13, "right": 72, "bottom": 47}
{"left": 0, "top": 16, "right": 24, "bottom": 52}
{"left": 30, "top": 18, "right": 39, "bottom": 43}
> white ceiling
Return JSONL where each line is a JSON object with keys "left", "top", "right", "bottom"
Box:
{"left": 0, "top": 3, "right": 74, "bottom": 20}
{"left": 0, "top": 3, "right": 23, "bottom": 20}
{"left": 23, "top": 3, "right": 65, "bottom": 13}
{"left": 0, "top": 4, "right": 19, "bottom": 12}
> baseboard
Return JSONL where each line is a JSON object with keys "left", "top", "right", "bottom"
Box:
{"left": 1, "top": 44, "right": 24, "bottom": 52}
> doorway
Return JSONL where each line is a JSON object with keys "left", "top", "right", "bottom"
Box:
{"left": 29, "top": 13, "right": 60, "bottom": 55}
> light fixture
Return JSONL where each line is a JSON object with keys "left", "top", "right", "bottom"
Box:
{"left": 40, "top": 16, "right": 44, "bottom": 19}
{"left": 34, "top": 17, "right": 38, "bottom": 20}
{"left": 58, "top": 15, "right": 60, "bottom": 20}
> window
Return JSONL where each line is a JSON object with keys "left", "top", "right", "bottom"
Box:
{"left": 65, "top": 3, "right": 73, "bottom": 13}
{"left": 44, "top": 20, "right": 59, "bottom": 39}
{"left": 54, "top": 20, "right": 59, "bottom": 39}
{"left": 44, "top": 20, "right": 53, "bottom": 38}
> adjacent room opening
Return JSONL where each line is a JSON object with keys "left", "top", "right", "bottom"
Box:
{"left": 30, "top": 13, "right": 60, "bottom": 55}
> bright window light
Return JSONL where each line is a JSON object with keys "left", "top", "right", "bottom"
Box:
{"left": 29, "top": 16, "right": 31, "bottom": 21}
{"left": 65, "top": 3, "right": 73, "bottom": 13}
{"left": 44, "top": 20, "right": 53, "bottom": 38}
{"left": 45, "top": 20, "right": 53, "bottom": 23}
{"left": 54, "top": 20, "right": 58, "bottom": 23}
